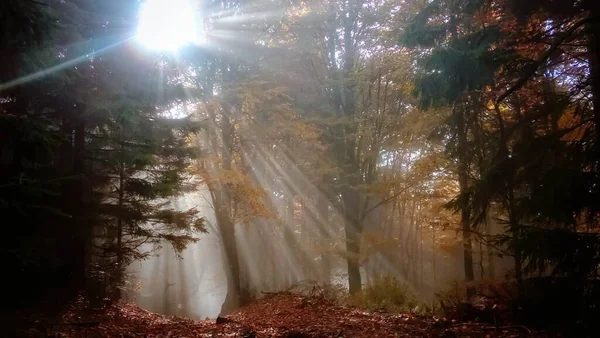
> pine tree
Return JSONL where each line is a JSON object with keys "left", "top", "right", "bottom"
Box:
{"left": 0, "top": 0, "right": 86, "bottom": 309}
{"left": 1, "top": 0, "right": 207, "bottom": 306}
{"left": 88, "top": 98, "right": 206, "bottom": 297}
{"left": 402, "top": 1, "right": 600, "bottom": 327}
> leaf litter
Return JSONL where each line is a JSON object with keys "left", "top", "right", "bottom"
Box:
{"left": 18, "top": 293, "right": 558, "bottom": 337}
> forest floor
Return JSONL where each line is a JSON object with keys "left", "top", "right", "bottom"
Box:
{"left": 16, "top": 293, "right": 558, "bottom": 338}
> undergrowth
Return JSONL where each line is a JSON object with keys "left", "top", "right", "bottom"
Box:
{"left": 284, "top": 277, "right": 431, "bottom": 314}
{"left": 347, "top": 276, "right": 433, "bottom": 314}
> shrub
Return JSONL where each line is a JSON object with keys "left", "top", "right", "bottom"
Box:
{"left": 347, "top": 276, "right": 418, "bottom": 313}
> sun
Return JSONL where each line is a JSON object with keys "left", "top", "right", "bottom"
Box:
{"left": 136, "top": 0, "right": 200, "bottom": 51}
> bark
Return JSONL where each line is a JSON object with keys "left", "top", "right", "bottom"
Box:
{"left": 326, "top": 2, "right": 344, "bottom": 118}
{"left": 215, "top": 62, "right": 245, "bottom": 316}
{"left": 115, "top": 139, "right": 125, "bottom": 299}
{"left": 69, "top": 120, "right": 89, "bottom": 297}
{"left": 217, "top": 200, "right": 241, "bottom": 315}
{"left": 456, "top": 110, "right": 475, "bottom": 298}
{"left": 432, "top": 227, "right": 437, "bottom": 284}
{"left": 213, "top": 116, "right": 243, "bottom": 315}
{"left": 73, "top": 120, "right": 85, "bottom": 179}
{"left": 198, "top": 59, "right": 243, "bottom": 315}
{"left": 342, "top": 190, "right": 362, "bottom": 294}
{"left": 407, "top": 199, "right": 417, "bottom": 281}
{"left": 74, "top": 121, "right": 87, "bottom": 244}
{"left": 418, "top": 202, "right": 424, "bottom": 289}
{"left": 323, "top": 0, "right": 363, "bottom": 294}
{"left": 587, "top": 3, "right": 600, "bottom": 158}
{"left": 485, "top": 213, "right": 496, "bottom": 279}
{"left": 493, "top": 101, "right": 522, "bottom": 289}
{"left": 507, "top": 187, "right": 523, "bottom": 289}
{"left": 284, "top": 196, "right": 296, "bottom": 285}
{"left": 342, "top": 4, "right": 356, "bottom": 118}
{"left": 316, "top": 187, "right": 332, "bottom": 281}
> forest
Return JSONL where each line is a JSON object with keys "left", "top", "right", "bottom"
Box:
{"left": 3, "top": 0, "right": 600, "bottom": 337}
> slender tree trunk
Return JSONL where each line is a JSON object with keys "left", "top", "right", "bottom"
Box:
{"left": 284, "top": 196, "right": 296, "bottom": 285}
{"left": 486, "top": 213, "right": 496, "bottom": 279}
{"left": 115, "top": 146, "right": 125, "bottom": 299}
{"left": 70, "top": 120, "right": 88, "bottom": 298}
{"left": 316, "top": 188, "right": 332, "bottom": 282}
{"left": 59, "top": 119, "right": 73, "bottom": 178}
{"left": 407, "top": 199, "right": 417, "bottom": 282}
{"left": 388, "top": 199, "right": 397, "bottom": 237}
{"left": 343, "top": 190, "right": 362, "bottom": 293}
{"left": 492, "top": 99, "right": 521, "bottom": 289}
{"left": 456, "top": 110, "right": 475, "bottom": 298}
{"left": 412, "top": 202, "right": 419, "bottom": 284}
{"left": 398, "top": 201, "right": 405, "bottom": 243}
{"left": 587, "top": 3, "right": 600, "bottom": 160}
{"left": 479, "top": 241, "right": 485, "bottom": 280}
{"left": 432, "top": 227, "right": 436, "bottom": 284}
{"left": 401, "top": 200, "right": 410, "bottom": 277}
{"left": 419, "top": 202, "right": 424, "bottom": 289}
{"left": 507, "top": 187, "right": 523, "bottom": 288}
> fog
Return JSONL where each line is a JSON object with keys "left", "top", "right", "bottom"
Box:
{"left": 123, "top": 179, "right": 513, "bottom": 319}
{"left": 126, "top": 189, "right": 225, "bottom": 319}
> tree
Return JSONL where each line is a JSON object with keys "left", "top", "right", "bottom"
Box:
{"left": 1, "top": 0, "right": 207, "bottom": 307}
{"left": 0, "top": 0, "right": 90, "bottom": 309}
{"left": 267, "top": 0, "right": 417, "bottom": 294}
{"left": 402, "top": 2, "right": 600, "bottom": 327}
{"left": 86, "top": 51, "right": 206, "bottom": 297}
{"left": 402, "top": 1, "right": 519, "bottom": 296}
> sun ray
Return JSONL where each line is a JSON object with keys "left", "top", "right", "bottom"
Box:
{"left": 136, "top": 0, "right": 201, "bottom": 51}
{"left": 0, "top": 38, "right": 130, "bottom": 92}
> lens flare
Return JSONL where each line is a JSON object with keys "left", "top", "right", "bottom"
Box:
{"left": 136, "top": 0, "right": 199, "bottom": 51}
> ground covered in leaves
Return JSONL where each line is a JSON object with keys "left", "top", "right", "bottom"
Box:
{"left": 16, "top": 293, "right": 557, "bottom": 337}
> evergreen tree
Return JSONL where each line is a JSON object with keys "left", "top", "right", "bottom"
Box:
{"left": 86, "top": 50, "right": 205, "bottom": 297}
{"left": 1, "top": 0, "right": 206, "bottom": 307}
{"left": 402, "top": 0, "right": 600, "bottom": 330}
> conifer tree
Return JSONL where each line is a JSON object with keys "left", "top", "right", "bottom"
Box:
{"left": 402, "top": 1, "right": 600, "bottom": 320}
{"left": 86, "top": 52, "right": 206, "bottom": 297}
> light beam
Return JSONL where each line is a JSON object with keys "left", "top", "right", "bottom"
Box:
{"left": 137, "top": 0, "right": 200, "bottom": 51}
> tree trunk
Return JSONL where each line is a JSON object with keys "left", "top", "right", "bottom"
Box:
{"left": 217, "top": 199, "right": 241, "bottom": 315}
{"left": 456, "top": 110, "right": 475, "bottom": 298}
{"left": 316, "top": 187, "right": 332, "bottom": 282}
{"left": 201, "top": 60, "right": 244, "bottom": 315}
{"left": 284, "top": 196, "right": 297, "bottom": 285}
{"left": 343, "top": 190, "right": 362, "bottom": 293}
{"left": 485, "top": 212, "right": 496, "bottom": 279}
{"left": 216, "top": 109, "right": 242, "bottom": 316}
{"left": 69, "top": 120, "right": 88, "bottom": 298}
{"left": 407, "top": 199, "right": 417, "bottom": 282}
{"left": 419, "top": 228, "right": 424, "bottom": 288}
{"left": 432, "top": 227, "right": 437, "bottom": 284}
{"left": 221, "top": 107, "right": 245, "bottom": 312}
{"left": 587, "top": 3, "right": 600, "bottom": 160}
{"left": 115, "top": 144, "right": 125, "bottom": 299}
{"left": 507, "top": 187, "right": 523, "bottom": 289}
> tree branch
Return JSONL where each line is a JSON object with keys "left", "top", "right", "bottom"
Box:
{"left": 361, "top": 183, "right": 416, "bottom": 220}
{"left": 496, "top": 17, "right": 593, "bottom": 105}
